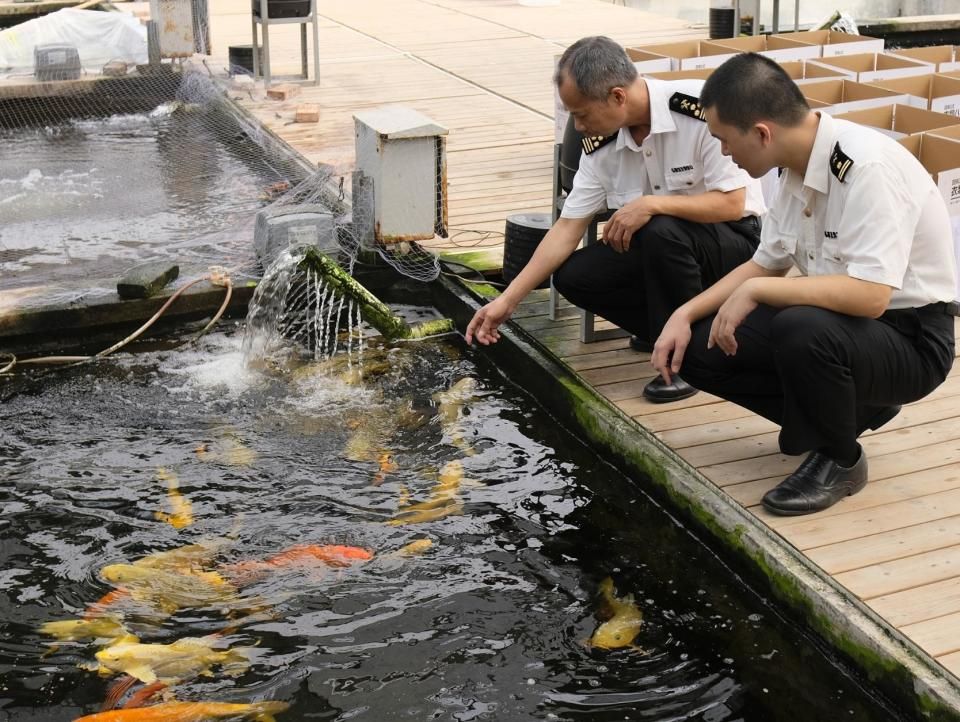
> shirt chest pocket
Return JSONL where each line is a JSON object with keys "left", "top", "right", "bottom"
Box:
{"left": 776, "top": 229, "right": 808, "bottom": 275}
{"left": 664, "top": 164, "right": 702, "bottom": 193}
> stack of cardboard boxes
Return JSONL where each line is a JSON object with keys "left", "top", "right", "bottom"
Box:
{"left": 553, "top": 35, "right": 960, "bottom": 299}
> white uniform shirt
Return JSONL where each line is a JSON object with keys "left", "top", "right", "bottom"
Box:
{"left": 560, "top": 78, "right": 766, "bottom": 221}
{"left": 754, "top": 112, "right": 957, "bottom": 309}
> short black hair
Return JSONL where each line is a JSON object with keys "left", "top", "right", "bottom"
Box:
{"left": 555, "top": 36, "right": 638, "bottom": 102}
{"left": 700, "top": 52, "right": 810, "bottom": 131}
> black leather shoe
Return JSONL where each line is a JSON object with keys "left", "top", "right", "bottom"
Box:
{"left": 642, "top": 375, "right": 698, "bottom": 403}
{"left": 762, "top": 450, "right": 868, "bottom": 516}
{"left": 629, "top": 336, "right": 653, "bottom": 353}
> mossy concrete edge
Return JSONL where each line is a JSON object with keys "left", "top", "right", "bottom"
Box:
{"left": 430, "top": 274, "right": 960, "bottom": 721}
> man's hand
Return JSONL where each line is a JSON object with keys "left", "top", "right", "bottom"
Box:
{"left": 465, "top": 297, "right": 514, "bottom": 346}
{"left": 651, "top": 311, "right": 693, "bottom": 385}
{"left": 707, "top": 280, "right": 759, "bottom": 356}
{"left": 602, "top": 198, "right": 654, "bottom": 252}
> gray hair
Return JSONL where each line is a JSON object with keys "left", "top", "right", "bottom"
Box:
{"left": 554, "top": 36, "right": 638, "bottom": 102}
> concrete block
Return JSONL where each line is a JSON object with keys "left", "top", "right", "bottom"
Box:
{"left": 266, "top": 83, "right": 300, "bottom": 101}
{"left": 295, "top": 103, "right": 319, "bottom": 122}
{"left": 102, "top": 61, "right": 129, "bottom": 78}
{"left": 117, "top": 261, "right": 180, "bottom": 299}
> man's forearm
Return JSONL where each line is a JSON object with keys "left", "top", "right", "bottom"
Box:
{"left": 748, "top": 274, "right": 893, "bottom": 318}
{"left": 643, "top": 188, "right": 746, "bottom": 224}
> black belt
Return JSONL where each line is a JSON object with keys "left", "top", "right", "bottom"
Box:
{"left": 730, "top": 215, "right": 761, "bottom": 232}
{"left": 920, "top": 301, "right": 960, "bottom": 316}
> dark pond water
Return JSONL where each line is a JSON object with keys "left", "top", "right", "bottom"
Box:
{"left": 0, "top": 328, "right": 900, "bottom": 721}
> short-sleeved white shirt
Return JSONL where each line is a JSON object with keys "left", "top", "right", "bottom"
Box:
{"left": 560, "top": 78, "right": 766, "bottom": 221}
{"left": 754, "top": 112, "right": 957, "bottom": 309}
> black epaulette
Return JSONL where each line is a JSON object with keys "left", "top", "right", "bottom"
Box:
{"left": 830, "top": 143, "right": 853, "bottom": 183}
{"left": 581, "top": 133, "right": 616, "bottom": 155}
{"left": 668, "top": 92, "right": 706, "bottom": 122}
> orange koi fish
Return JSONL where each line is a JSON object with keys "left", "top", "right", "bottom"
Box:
{"left": 73, "top": 700, "right": 289, "bottom": 722}
{"left": 220, "top": 544, "right": 373, "bottom": 586}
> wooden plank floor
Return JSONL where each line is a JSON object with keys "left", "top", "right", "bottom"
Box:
{"left": 202, "top": 0, "right": 960, "bottom": 689}
{"left": 514, "top": 290, "right": 960, "bottom": 679}
{"left": 206, "top": 0, "right": 701, "bottom": 247}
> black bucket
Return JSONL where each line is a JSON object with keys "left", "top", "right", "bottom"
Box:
{"left": 228, "top": 44, "right": 261, "bottom": 75}
{"left": 709, "top": 7, "right": 735, "bottom": 39}
{"left": 253, "top": 0, "right": 313, "bottom": 18}
{"left": 559, "top": 115, "right": 584, "bottom": 194}
{"left": 503, "top": 212, "right": 552, "bottom": 289}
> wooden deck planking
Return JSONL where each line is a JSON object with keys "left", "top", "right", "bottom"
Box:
{"left": 204, "top": 0, "right": 960, "bottom": 690}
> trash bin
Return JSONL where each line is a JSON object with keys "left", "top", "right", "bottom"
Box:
{"left": 503, "top": 213, "right": 552, "bottom": 289}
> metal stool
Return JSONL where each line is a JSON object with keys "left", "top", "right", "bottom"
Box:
{"left": 251, "top": 0, "right": 320, "bottom": 87}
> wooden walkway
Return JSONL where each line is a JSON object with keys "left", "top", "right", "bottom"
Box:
{"left": 206, "top": 0, "right": 700, "bottom": 264}
{"left": 202, "top": 0, "right": 960, "bottom": 691}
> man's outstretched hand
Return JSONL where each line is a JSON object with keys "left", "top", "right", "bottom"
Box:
{"left": 465, "top": 297, "right": 514, "bottom": 346}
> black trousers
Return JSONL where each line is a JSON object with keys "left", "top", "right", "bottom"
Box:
{"left": 679, "top": 303, "right": 956, "bottom": 456}
{"left": 553, "top": 215, "right": 760, "bottom": 342}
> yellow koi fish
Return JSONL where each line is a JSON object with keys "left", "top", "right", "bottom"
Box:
{"left": 93, "top": 636, "right": 251, "bottom": 685}
{"left": 73, "top": 700, "right": 289, "bottom": 722}
{"left": 386, "top": 460, "right": 469, "bottom": 526}
{"left": 154, "top": 468, "right": 193, "bottom": 529}
{"left": 392, "top": 539, "right": 434, "bottom": 556}
{"left": 39, "top": 616, "right": 130, "bottom": 644}
{"left": 432, "top": 378, "right": 479, "bottom": 456}
{"left": 100, "top": 564, "right": 237, "bottom": 613}
{"left": 195, "top": 435, "right": 257, "bottom": 467}
{"left": 589, "top": 577, "right": 644, "bottom": 650}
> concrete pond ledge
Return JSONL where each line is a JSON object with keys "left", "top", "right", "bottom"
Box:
{"left": 428, "top": 274, "right": 960, "bottom": 722}
{"left": 0, "top": 265, "right": 257, "bottom": 354}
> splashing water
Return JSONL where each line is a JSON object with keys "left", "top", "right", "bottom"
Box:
{"left": 242, "top": 246, "right": 365, "bottom": 372}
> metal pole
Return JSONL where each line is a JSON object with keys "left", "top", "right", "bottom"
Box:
{"left": 146, "top": 20, "right": 161, "bottom": 66}
{"left": 794, "top": 0, "right": 800, "bottom": 30}
{"left": 733, "top": 0, "right": 740, "bottom": 37}
{"left": 772, "top": 0, "right": 780, "bottom": 33}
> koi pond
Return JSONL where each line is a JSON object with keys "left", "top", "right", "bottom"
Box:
{"left": 0, "top": 324, "right": 902, "bottom": 721}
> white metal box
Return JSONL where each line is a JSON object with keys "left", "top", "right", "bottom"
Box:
{"left": 354, "top": 107, "right": 448, "bottom": 243}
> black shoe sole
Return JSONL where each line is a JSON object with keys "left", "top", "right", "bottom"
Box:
{"left": 642, "top": 387, "right": 699, "bottom": 404}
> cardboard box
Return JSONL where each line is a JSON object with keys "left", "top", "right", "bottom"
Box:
{"left": 703, "top": 35, "right": 821, "bottom": 63}
{"left": 806, "top": 52, "right": 931, "bottom": 83}
{"left": 642, "top": 67, "right": 715, "bottom": 81}
{"left": 779, "top": 60, "right": 848, "bottom": 85}
{"left": 864, "top": 74, "right": 960, "bottom": 114}
{"left": 624, "top": 40, "right": 735, "bottom": 71}
{"left": 889, "top": 45, "right": 960, "bottom": 73}
{"left": 800, "top": 79, "right": 908, "bottom": 114}
{"left": 771, "top": 30, "right": 884, "bottom": 57}
{"left": 898, "top": 132, "right": 960, "bottom": 300}
{"left": 833, "top": 104, "right": 960, "bottom": 139}
{"left": 626, "top": 48, "right": 675, "bottom": 74}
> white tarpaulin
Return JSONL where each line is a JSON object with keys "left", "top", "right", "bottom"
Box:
{"left": 0, "top": 8, "right": 148, "bottom": 73}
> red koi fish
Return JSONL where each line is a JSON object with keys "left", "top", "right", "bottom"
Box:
{"left": 74, "top": 700, "right": 289, "bottom": 722}
{"left": 220, "top": 544, "right": 373, "bottom": 586}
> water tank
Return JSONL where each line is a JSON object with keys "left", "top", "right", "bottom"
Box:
{"left": 253, "top": 0, "right": 312, "bottom": 18}
{"left": 503, "top": 212, "right": 551, "bottom": 289}
{"left": 34, "top": 44, "right": 81, "bottom": 81}
{"left": 254, "top": 204, "right": 337, "bottom": 269}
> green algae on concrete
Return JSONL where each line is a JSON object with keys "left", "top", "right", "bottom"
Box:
{"left": 428, "top": 273, "right": 960, "bottom": 722}
{"left": 298, "top": 247, "right": 453, "bottom": 340}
